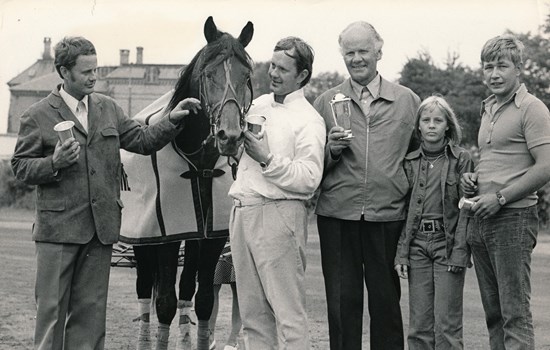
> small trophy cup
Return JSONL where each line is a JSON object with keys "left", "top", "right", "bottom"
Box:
{"left": 329, "top": 93, "right": 353, "bottom": 139}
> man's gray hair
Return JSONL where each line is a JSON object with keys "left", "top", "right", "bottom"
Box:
{"left": 338, "top": 21, "right": 384, "bottom": 51}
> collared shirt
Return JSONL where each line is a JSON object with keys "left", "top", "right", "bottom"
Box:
{"left": 314, "top": 76, "right": 421, "bottom": 221}
{"left": 229, "top": 89, "right": 326, "bottom": 201}
{"left": 350, "top": 74, "right": 381, "bottom": 117}
{"left": 59, "top": 86, "right": 89, "bottom": 132}
{"left": 477, "top": 83, "right": 550, "bottom": 208}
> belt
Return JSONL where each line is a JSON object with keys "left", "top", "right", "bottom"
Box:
{"left": 419, "top": 219, "right": 444, "bottom": 233}
{"left": 233, "top": 197, "right": 279, "bottom": 207}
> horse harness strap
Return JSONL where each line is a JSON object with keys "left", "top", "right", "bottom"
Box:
{"left": 180, "top": 168, "right": 226, "bottom": 179}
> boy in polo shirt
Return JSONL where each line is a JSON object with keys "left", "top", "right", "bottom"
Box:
{"left": 462, "top": 34, "right": 550, "bottom": 350}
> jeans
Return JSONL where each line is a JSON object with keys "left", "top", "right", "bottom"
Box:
{"left": 468, "top": 206, "right": 538, "bottom": 350}
{"left": 408, "top": 230, "right": 465, "bottom": 350}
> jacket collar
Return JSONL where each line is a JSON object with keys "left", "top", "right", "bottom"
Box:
{"left": 339, "top": 75, "right": 397, "bottom": 106}
{"left": 405, "top": 140, "right": 462, "bottom": 160}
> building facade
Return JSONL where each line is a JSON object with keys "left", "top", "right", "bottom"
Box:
{"left": 6, "top": 37, "right": 184, "bottom": 134}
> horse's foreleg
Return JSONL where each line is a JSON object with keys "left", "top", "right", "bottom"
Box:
{"left": 136, "top": 299, "right": 152, "bottom": 350}
{"left": 176, "top": 300, "right": 194, "bottom": 350}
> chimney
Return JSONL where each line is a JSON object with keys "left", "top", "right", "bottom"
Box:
{"left": 43, "top": 37, "right": 52, "bottom": 59}
{"left": 136, "top": 47, "right": 143, "bottom": 65}
{"left": 120, "top": 49, "right": 130, "bottom": 65}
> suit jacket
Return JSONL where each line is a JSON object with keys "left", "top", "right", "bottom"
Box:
{"left": 11, "top": 85, "right": 181, "bottom": 245}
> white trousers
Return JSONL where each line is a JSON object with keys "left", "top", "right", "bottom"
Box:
{"left": 230, "top": 199, "right": 310, "bottom": 350}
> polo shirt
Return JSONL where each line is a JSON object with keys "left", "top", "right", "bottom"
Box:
{"left": 477, "top": 84, "right": 550, "bottom": 207}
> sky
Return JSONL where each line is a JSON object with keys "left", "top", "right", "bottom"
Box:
{"left": 0, "top": 0, "right": 549, "bottom": 134}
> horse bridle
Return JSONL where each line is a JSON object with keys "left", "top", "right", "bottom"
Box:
{"left": 198, "top": 57, "right": 253, "bottom": 179}
{"left": 199, "top": 58, "right": 253, "bottom": 147}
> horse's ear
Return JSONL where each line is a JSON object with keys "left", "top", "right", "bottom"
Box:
{"left": 238, "top": 21, "right": 254, "bottom": 48}
{"left": 204, "top": 16, "right": 220, "bottom": 43}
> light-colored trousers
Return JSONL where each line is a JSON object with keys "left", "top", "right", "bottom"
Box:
{"left": 230, "top": 198, "right": 310, "bottom": 350}
{"left": 34, "top": 235, "right": 112, "bottom": 350}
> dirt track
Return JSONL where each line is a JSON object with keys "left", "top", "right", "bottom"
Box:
{"left": 1, "top": 209, "right": 550, "bottom": 349}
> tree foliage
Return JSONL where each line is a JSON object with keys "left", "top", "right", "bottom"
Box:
{"left": 399, "top": 50, "right": 488, "bottom": 147}
{"left": 506, "top": 13, "right": 550, "bottom": 107}
{"left": 251, "top": 61, "right": 346, "bottom": 104}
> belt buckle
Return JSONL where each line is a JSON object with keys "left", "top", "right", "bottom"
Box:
{"left": 422, "top": 220, "right": 436, "bottom": 233}
{"left": 233, "top": 198, "right": 242, "bottom": 207}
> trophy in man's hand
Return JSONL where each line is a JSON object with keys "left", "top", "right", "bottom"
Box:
{"left": 329, "top": 93, "right": 353, "bottom": 139}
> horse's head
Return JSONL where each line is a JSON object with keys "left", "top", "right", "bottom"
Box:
{"left": 195, "top": 17, "right": 254, "bottom": 157}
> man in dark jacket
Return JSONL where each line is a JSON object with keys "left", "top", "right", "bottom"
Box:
{"left": 314, "top": 21, "right": 420, "bottom": 350}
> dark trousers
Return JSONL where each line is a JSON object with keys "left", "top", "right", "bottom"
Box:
{"left": 179, "top": 237, "right": 226, "bottom": 320}
{"left": 317, "top": 215, "right": 404, "bottom": 350}
{"left": 134, "top": 242, "right": 181, "bottom": 324}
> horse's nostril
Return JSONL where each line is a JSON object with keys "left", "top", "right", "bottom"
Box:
{"left": 216, "top": 130, "right": 228, "bottom": 140}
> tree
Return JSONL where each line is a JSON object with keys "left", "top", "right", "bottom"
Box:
{"left": 304, "top": 71, "right": 346, "bottom": 104}
{"left": 506, "top": 13, "right": 550, "bottom": 107}
{"left": 251, "top": 61, "right": 346, "bottom": 104}
{"left": 399, "top": 51, "right": 487, "bottom": 147}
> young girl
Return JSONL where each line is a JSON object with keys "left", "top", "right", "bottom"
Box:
{"left": 394, "top": 95, "right": 473, "bottom": 349}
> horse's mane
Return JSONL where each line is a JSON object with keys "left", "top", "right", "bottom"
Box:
{"left": 167, "top": 32, "right": 253, "bottom": 112}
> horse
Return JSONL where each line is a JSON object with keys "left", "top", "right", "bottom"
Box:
{"left": 118, "top": 16, "right": 254, "bottom": 350}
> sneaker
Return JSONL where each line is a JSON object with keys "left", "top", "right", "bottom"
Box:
{"left": 209, "top": 339, "right": 216, "bottom": 350}
{"left": 223, "top": 346, "right": 237, "bottom": 350}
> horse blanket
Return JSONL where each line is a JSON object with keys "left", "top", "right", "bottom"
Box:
{"left": 119, "top": 91, "right": 233, "bottom": 245}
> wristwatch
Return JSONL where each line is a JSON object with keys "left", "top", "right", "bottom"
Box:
{"left": 260, "top": 153, "right": 274, "bottom": 169}
{"left": 496, "top": 191, "right": 507, "bottom": 206}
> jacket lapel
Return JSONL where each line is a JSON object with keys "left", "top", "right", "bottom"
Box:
{"left": 85, "top": 93, "right": 103, "bottom": 145}
{"left": 48, "top": 86, "right": 87, "bottom": 136}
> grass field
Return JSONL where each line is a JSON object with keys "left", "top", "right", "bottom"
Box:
{"left": 1, "top": 208, "right": 549, "bottom": 349}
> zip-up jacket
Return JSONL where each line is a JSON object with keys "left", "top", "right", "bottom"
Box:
{"left": 314, "top": 77, "right": 420, "bottom": 221}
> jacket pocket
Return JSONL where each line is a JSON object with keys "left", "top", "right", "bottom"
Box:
{"left": 101, "top": 127, "right": 119, "bottom": 137}
{"left": 446, "top": 175, "right": 459, "bottom": 201}
{"left": 37, "top": 199, "right": 66, "bottom": 211}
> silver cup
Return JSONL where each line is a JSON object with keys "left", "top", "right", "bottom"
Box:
{"left": 54, "top": 121, "right": 75, "bottom": 143}
{"left": 458, "top": 197, "right": 476, "bottom": 210}
{"left": 245, "top": 115, "right": 266, "bottom": 137}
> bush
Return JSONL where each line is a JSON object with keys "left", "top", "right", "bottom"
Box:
{"left": 0, "top": 159, "right": 35, "bottom": 209}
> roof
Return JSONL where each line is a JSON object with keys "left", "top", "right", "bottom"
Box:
{"left": 10, "top": 72, "right": 61, "bottom": 92}
{"left": 7, "top": 59, "right": 55, "bottom": 87}
{"left": 105, "top": 64, "right": 183, "bottom": 80}
{"left": 10, "top": 72, "right": 108, "bottom": 94}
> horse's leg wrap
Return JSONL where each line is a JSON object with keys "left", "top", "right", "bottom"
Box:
{"left": 177, "top": 300, "right": 194, "bottom": 350}
{"left": 136, "top": 299, "right": 152, "bottom": 350}
{"left": 156, "top": 323, "right": 170, "bottom": 350}
{"left": 197, "top": 319, "right": 211, "bottom": 350}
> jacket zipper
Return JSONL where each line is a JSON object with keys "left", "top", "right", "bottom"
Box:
{"left": 362, "top": 115, "right": 370, "bottom": 216}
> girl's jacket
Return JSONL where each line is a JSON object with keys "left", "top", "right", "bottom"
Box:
{"left": 395, "top": 142, "right": 474, "bottom": 268}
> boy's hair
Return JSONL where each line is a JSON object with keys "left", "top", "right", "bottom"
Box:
{"left": 54, "top": 36, "right": 96, "bottom": 79}
{"left": 274, "top": 36, "right": 315, "bottom": 87}
{"left": 415, "top": 95, "right": 462, "bottom": 144}
{"left": 480, "top": 33, "right": 524, "bottom": 67}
